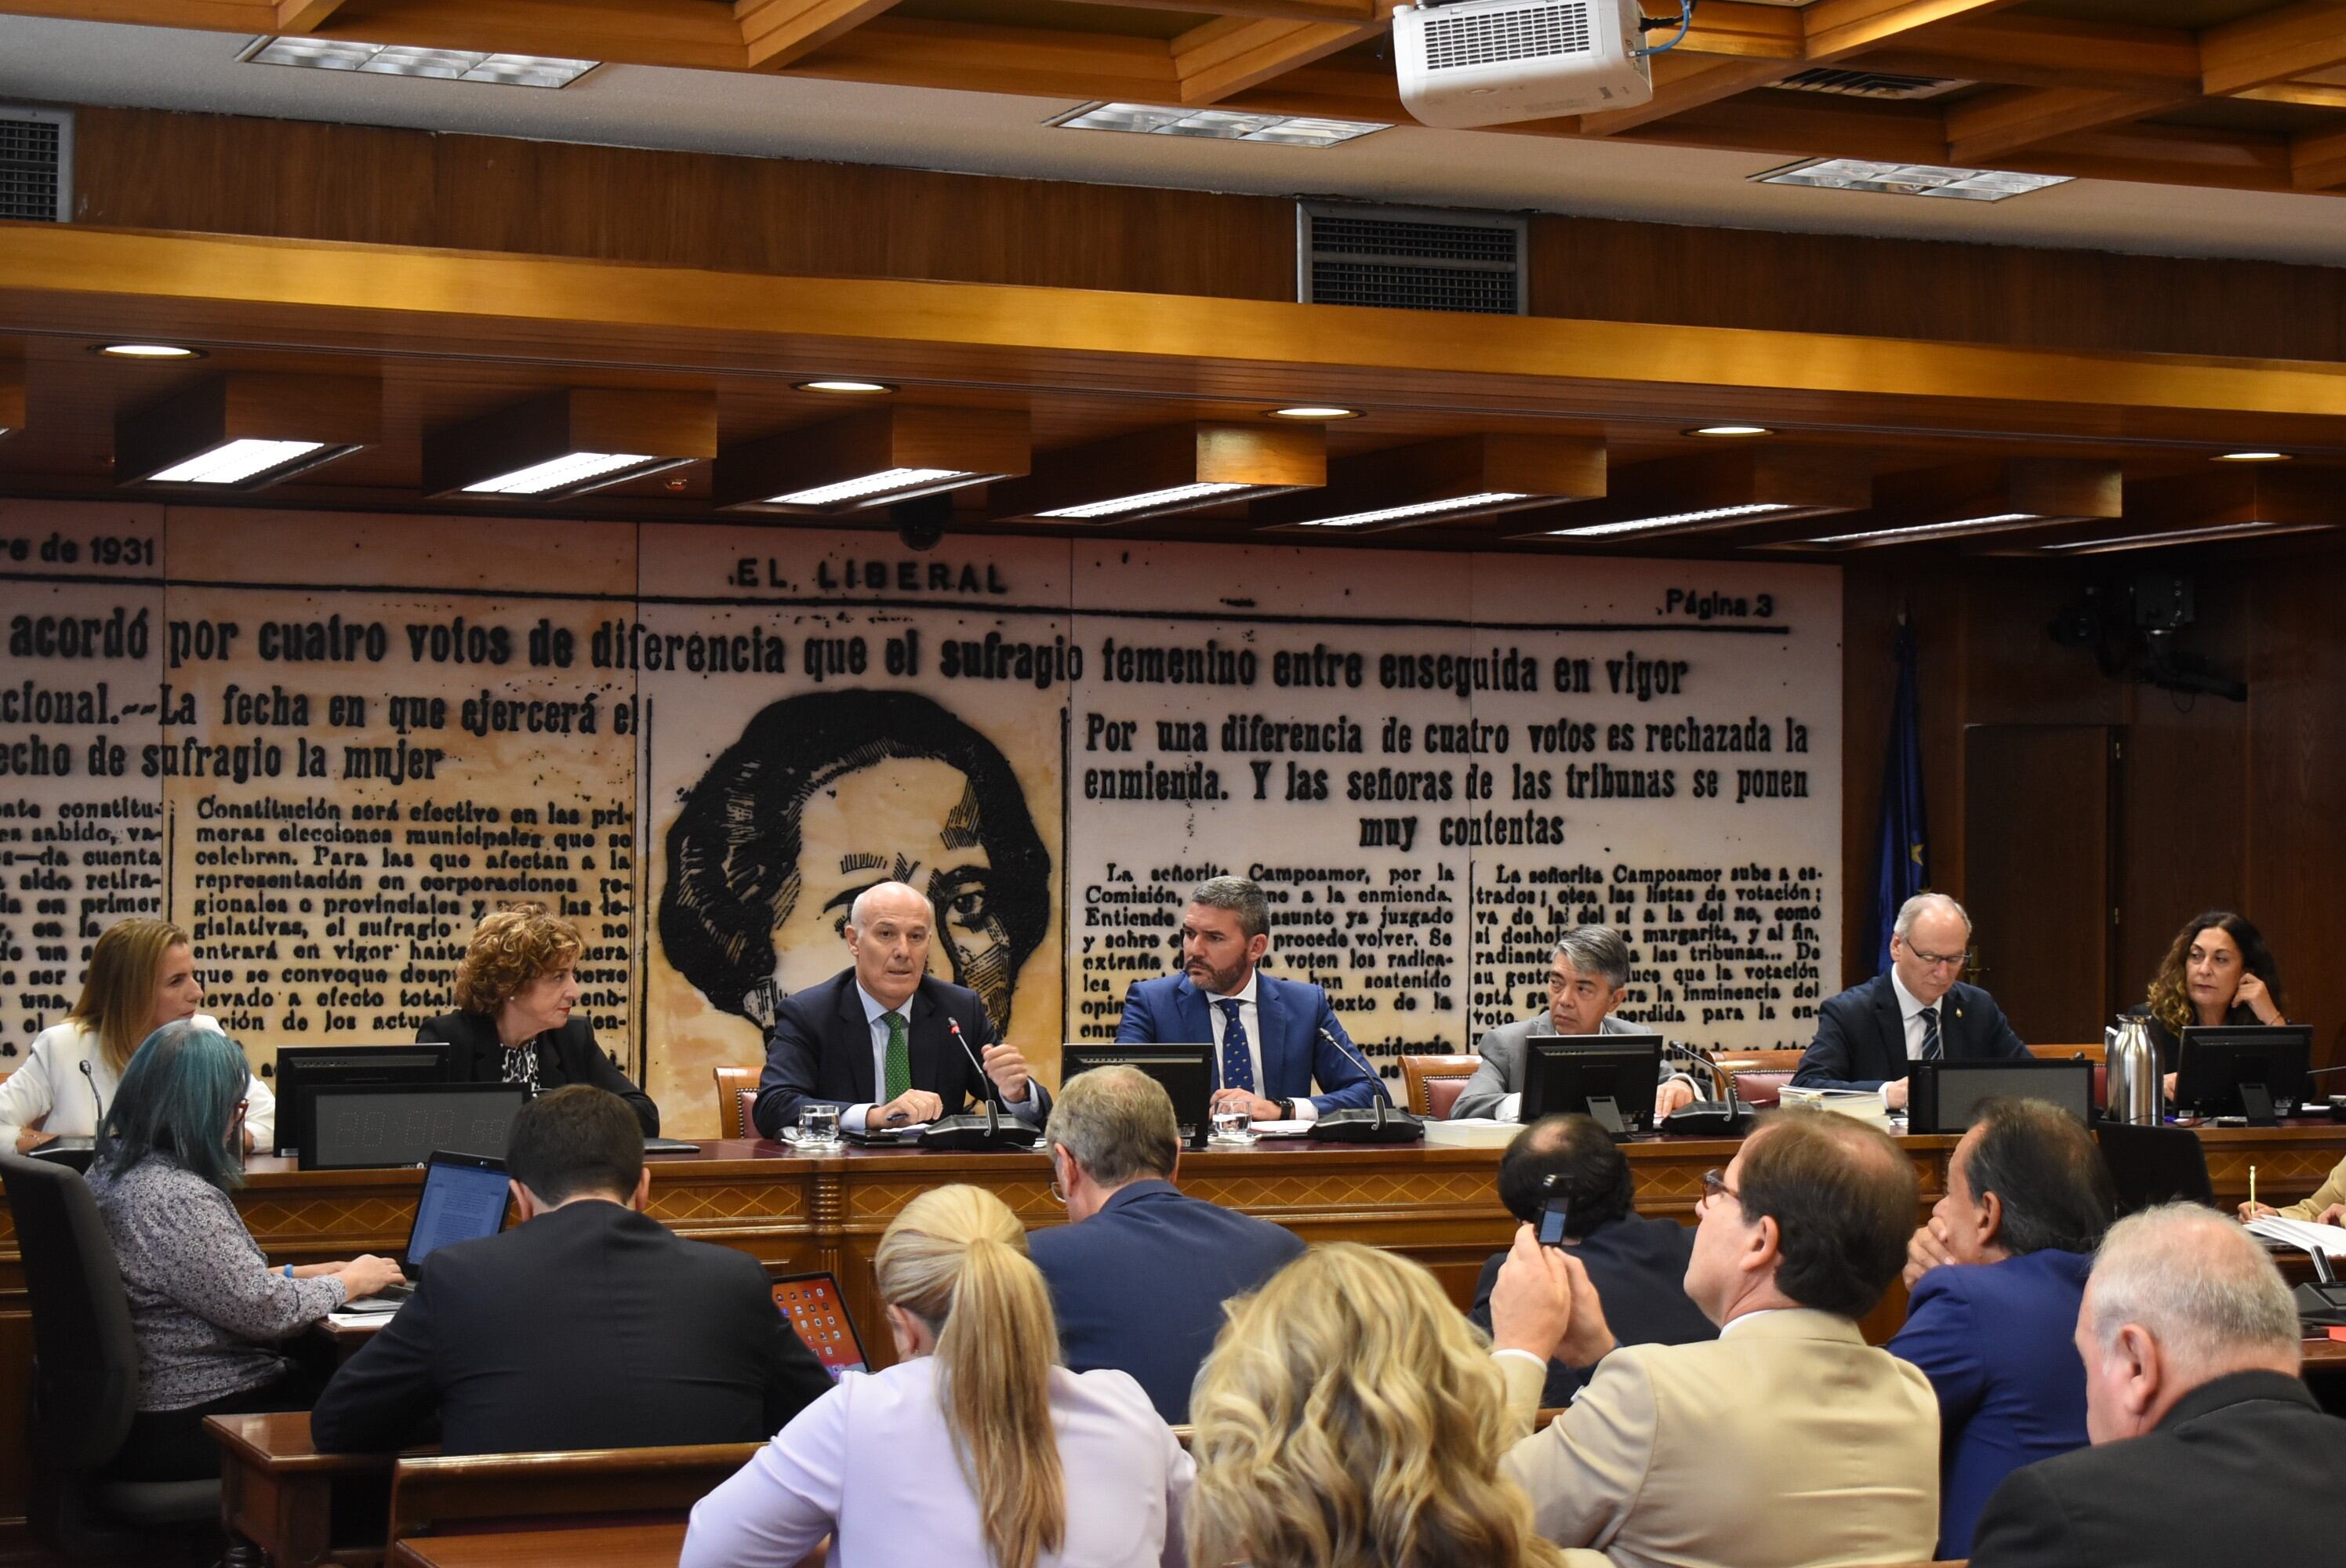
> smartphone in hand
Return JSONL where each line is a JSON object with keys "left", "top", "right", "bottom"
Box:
{"left": 1536, "top": 1174, "right": 1571, "bottom": 1247}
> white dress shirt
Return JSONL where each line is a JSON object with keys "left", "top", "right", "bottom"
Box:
{"left": 1205, "top": 971, "right": 1317, "bottom": 1123}
{"left": 0, "top": 1014, "right": 276, "bottom": 1145}
{"left": 681, "top": 1356, "right": 1192, "bottom": 1568}
{"left": 1889, "top": 971, "right": 1945, "bottom": 1064}
{"left": 840, "top": 982, "right": 1033, "bottom": 1133}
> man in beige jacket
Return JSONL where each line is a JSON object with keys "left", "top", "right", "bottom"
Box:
{"left": 1487, "top": 1108, "right": 1940, "bottom": 1568}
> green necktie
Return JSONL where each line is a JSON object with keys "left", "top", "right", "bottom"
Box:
{"left": 883, "top": 1010, "right": 910, "bottom": 1101}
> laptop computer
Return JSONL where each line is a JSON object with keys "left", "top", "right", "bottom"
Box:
{"left": 772, "top": 1272, "right": 870, "bottom": 1381}
{"left": 341, "top": 1149, "right": 513, "bottom": 1313}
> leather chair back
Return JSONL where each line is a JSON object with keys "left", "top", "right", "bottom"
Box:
{"left": 1400, "top": 1054, "right": 1480, "bottom": 1117}
{"left": 713, "top": 1065, "right": 757, "bottom": 1139}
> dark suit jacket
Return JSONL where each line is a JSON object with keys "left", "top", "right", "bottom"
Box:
{"left": 1791, "top": 973, "right": 2028, "bottom": 1091}
{"left": 417, "top": 1011, "right": 659, "bottom": 1135}
{"left": 754, "top": 969, "right": 1044, "bottom": 1138}
{"left": 1026, "top": 1179, "right": 1304, "bottom": 1423}
{"left": 1887, "top": 1247, "right": 2093, "bottom": 1558}
{"left": 1113, "top": 971, "right": 1380, "bottom": 1114}
{"left": 1468, "top": 1213, "right": 1717, "bottom": 1406}
{"left": 309, "top": 1200, "right": 830, "bottom": 1455}
{"left": 1969, "top": 1370, "right": 2346, "bottom": 1568}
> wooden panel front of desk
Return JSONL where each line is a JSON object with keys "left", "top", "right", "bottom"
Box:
{"left": 2, "top": 1123, "right": 2341, "bottom": 1517}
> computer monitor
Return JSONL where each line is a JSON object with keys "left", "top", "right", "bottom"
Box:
{"left": 402, "top": 1150, "right": 512, "bottom": 1272}
{"left": 2175, "top": 1025, "right": 2312, "bottom": 1120}
{"left": 273, "top": 1043, "right": 452, "bottom": 1158}
{"left": 1909, "top": 1059, "right": 2097, "bottom": 1135}
{"left": 1522, "top": 1033, "right": 1665, "bottom": 1135}
{"left": 1061, "top": 1042, "right": 1215, "bottom": 1150}
{"left": 2097, "top": 1120, "right": 2216, "bottom": 1214}
{"left": 772, "top": 1272, "right": 870, "bottom": 1381}
{"left": 300, "top": 1082, "right": 527, "bottom": 1171}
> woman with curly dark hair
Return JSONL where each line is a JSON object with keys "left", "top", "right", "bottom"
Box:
{"left": 419, "top": 904, "right": 659, "bottom": 1134}
{"left": 2137, "top": 910, "right": 2286, "bottom": 1078}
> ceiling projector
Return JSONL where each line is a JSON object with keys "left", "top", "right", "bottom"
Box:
{"left": 1394, "top": 0, "right": 1656, "bottom": 129}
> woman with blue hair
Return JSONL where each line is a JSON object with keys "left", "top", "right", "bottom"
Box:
{"left": 85, "top": 1022, "right": 404, "bottom": 1480}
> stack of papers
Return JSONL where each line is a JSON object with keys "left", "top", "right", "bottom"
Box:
{"left": 1424, "top": 1117, "right": 1522, "bottom": 1149}
{"left": 1778, "top": 1085, "right": 1894, "bottom": 1133}
{"left": 2245, "top": 1215, "right": 2346, "bottom": 1258}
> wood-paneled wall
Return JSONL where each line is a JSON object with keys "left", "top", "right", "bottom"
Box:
{"left": 64, "top": 107, "right": 2346, "bottom": 363}
{"left": 1839, "top": 555, "right": 2341, "bottom": 1066}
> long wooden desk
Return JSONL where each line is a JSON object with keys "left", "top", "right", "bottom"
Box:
{"left": 389, "top": 1521, "right": 685, "bottom": 1568}
{"left": 4, "top": 1119, "right": 2344, "bottom": 1519}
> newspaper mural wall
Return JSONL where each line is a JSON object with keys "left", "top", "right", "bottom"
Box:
{"left": 2, "top": 501, "right": 1840, "bottom": 1134}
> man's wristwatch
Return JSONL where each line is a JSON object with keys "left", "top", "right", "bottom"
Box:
{"left": 1273, "top": 1098, "right": 1295, "bottom": 1120}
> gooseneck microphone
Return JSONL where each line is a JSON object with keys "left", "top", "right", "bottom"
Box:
{"left": 1320, "top": 1025, "right": 1396, "bottom": 1109}
{"left": 80, "top": 1058, "right": 106, "bottom": 1123}
{"left": 948, "top": 1018, "right": 1008, "bottom": 1111}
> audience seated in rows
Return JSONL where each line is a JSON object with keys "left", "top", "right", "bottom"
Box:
{"left": 85, "top": 1022, "right": 402, "bottom": 1481}
{"left": 311, "top": 1084, "right": 829, "bottom": 1455}
{"left": 1027, "top": 1065, "right": 1303, "bottom": 1424}
{"left": 1970, "top": 1203, "right": 2346, "bottom": 1568}
{"left": 1889, "top": 1095, "right": 2115, "bottom": 1557}
{"left": 683, "top": 1184, "right": 1189, "bottom": 1568}
{"left": 1488, "top": 1107, "right": 1939, "bottom": 1568}
{"left": 1189, "top": 1242, "right": 1561, "bottom": 1568}
{"left": 1467, "top": 1113, "right": 1716, "bottom": 1406}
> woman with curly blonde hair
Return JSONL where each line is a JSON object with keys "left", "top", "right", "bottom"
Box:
{"left": 419, "top": 904, "right": 659, "bottom": 1133}
{"left": 1188, "top": 1242, "right": 1562, "bottom": 1568}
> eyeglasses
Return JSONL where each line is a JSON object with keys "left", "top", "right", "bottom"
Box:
{"left": 1699, "top": 1168, "right": 1741, "bottom": 1209}
{"left": 1905, "top": 946, "right": 1972, "bottom": 971}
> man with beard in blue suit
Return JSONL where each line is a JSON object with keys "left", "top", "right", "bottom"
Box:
{"left": 1114, "top": 876, "right": 1379, "bottom": 1124}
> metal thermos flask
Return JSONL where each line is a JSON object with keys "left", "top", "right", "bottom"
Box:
{"left": 2105, "top": 1015, "right": 2162, "bottom": 1126}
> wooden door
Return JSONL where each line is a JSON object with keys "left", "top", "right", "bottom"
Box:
{"left": 1962, "top": 725, "right": 2118, "bottom": 1044}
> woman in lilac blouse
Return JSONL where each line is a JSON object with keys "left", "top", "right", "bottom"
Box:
{"left": 84, "top": 1022, "right": 403, "bottom": 1480}
{"left": 683, "top": 1184, "right": 1189, "bottom": 1568}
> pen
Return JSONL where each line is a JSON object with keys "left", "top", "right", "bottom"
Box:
{"left": 2250, "top": 1166, "right": 2257, "bottom": 1208}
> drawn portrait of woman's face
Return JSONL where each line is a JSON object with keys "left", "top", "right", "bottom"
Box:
{"left": 765, "top": 757, "right": 1021, "bottom": 1027}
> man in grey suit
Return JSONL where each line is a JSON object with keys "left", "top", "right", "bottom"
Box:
{"left": 1451, "top": 926, "right": 1697, "bottom": 1122}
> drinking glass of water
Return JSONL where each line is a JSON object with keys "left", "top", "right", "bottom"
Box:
{"left": 797, "top": 1103, "right": 841, "bottom": 1148}
{"left": 1208, "top": 1104, "right": 1255, "bottom": 1145}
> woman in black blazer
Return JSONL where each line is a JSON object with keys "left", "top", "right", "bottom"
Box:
{"left": 419, "top": 904, "right": 659, "bottom": 1134}
{"left": 2137, "top": 909, "right": 2287, "bottom": 1078}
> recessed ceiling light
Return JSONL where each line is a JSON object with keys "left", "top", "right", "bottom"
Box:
{"left": 244, "top": 36, "right": 597, "bottom": 88}
{"left": 1544, "top": 503, "right": 1794, "bottom": 539}
{"left": 1756, "top": 157, "right": 2072, "bottom": 201}
{"left": 463, "top": 452, "right": 670, "bottom": 496}
{"left": 1038, "top": 481, "right": 1254, "bottom": 521}
{"left": 1051, "top": 103, "right": 1389, "bottom": 146}
{"left": 1807, "top": 513, "right": 2040, "bottom": 546}
{"left": 796, "top": 380, "right": 896, "bottom": 396}
{"left": 2041, "top": 521, "right": 2330, "bottom": 554}
{"left": 765, "top": 467, "right": 976, "bottom": 508}
{"left": 1689, "top": 425, "right": 1771, "bottom": 437}
{"left": 96, "top": 343, "right": 204, "bottom": 360}
{"left": 1295, "top": 492, "right": 1531, "bottom": 529}
{"left": 2213, "top": 451, "right": 2290, "bottom": 463}
{"left": 147, "top": 438, "right": 333, "bottom": 486}
{"left": 1269, "top": 406, "right": 1361, "bottom": 421}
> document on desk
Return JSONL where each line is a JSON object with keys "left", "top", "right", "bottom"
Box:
{"left": 1778, "top": 1085, "right": 1893, "bottom": 1132}
{"left": 2246, "top": 1216, "right": 2346, "bottom": 1258}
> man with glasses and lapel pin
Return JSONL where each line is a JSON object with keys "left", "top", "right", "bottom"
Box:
{"left": 1792, "top": 892, "right": 2028, "bottom": 1111}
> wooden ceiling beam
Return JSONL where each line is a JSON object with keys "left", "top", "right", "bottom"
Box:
{"left": 783, "top": 16, "right": 1182, "bottom": 100}
{"left": 2241, "top": 79, "right": 2346, "bottom": 108}
{"left": 1671, "top": 1, "right": 1803, "bottom": 61}
{"left": 739, "top": 0, "right": 906, "bottom": 71}
{"left": 1171, "top": 12, "right": 1385, "bottom": 105}
{"left": 1580, "top": 53, "right": 1798, "bottom": 137}
{"left": 274, "top": 0, "right": 343, "bottom": 30}
{"left": 2294, "top": 123, "right": 2346, "bottom": 188}
{"left": 2012, "top": 119, "right": 2296, "bottom": 194}
{"left": 1055, "top": 0, "right": 1385, "bottom": 23}
{"left": 1802, "top": 0, "right": 2035, "bottom": 64}
{"left": 2203, "top": 1, "right": 2346, "bottom": 98}
{"left": 1858, "top": 15, "right": 2200, "bottom": 95}
{"left": 1944, "top": 85, "right": 2195, "bottom": 166}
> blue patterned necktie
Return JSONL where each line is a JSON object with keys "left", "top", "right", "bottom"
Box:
{"left": 1919, "top": 1004, "right": 1943, "bottom": 1062}
{"left": 1217, "top": 999, "right": 1256, "bottom": 1094}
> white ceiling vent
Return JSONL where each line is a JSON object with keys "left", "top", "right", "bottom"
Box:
{"left": 0, "top": 106, "right": 71, "bottom": 223}
{"left": 1298, "top": 203, "right": 1527, "bottom": 316}
{"left": 1775, "top": 68, "right": 1971, "bottom": 100}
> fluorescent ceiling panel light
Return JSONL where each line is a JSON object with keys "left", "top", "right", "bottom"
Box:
{"left": 1690, "top": 425, "right": 1771, "bottom": 437}
{"left": 148, "top": 438, "right": 329, "bottom": 485}
{"left": 2042, "top": 522, "right": 2330, "bottom": 554}
{"left": 2214, "top": 452, "right": 2290, "bottom": 463}
{"left": 247, "top": 37, "right": 596, "bottom": 88}
{"left": 463, "top": 452, "right": 659, "bottom": 495}
{"left": 766, "top": 467, "right": 974, "bottom": 507}
{"left": 1808, "top": 513, "right": 2039, "bottom": 546}
{"left": 1270, "top": 406, "right": 1360, "bottom": 420}
{"left": 1756, "top": 158, "right": 2071, "bottom": 201}
{"left": 1545, "top": 503, "right": 1792, "bottom": 539}
{"left": 1295, "top": 491, "right": 1531, "bottom": 529}
{"left": 97, "top": 343, "right": 202, "bottom": 359}
{"left": 1052, "top": 103, "right": 1388, "bottom": 146}
{"left": 796, "top": 380, "right": 895, "bottom": 395}
{"left": 1039, "top": 481, "right": 1252, "bottom": 520}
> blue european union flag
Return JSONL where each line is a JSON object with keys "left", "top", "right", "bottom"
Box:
{"left": 1868, "top": 619, "right": 1928, "bottom": 978}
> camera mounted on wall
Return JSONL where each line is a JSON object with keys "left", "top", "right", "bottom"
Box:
{"left": 2047, "top": 572, "right": 2246, "bottom": 702}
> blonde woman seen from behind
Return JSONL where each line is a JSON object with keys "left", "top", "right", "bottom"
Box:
{"left": 681, "top": 1184, "right": 1189, "bottom": 1568}
{"left": 2, "top": 917, "right": 275, "bottom": 1152}
{"left": 1189, "top": 1243, "right": 1563, "bottom": 1568}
